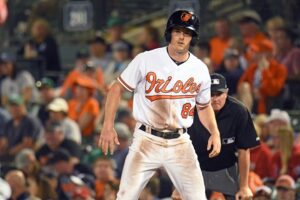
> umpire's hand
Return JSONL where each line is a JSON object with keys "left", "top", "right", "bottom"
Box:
{"left": 98, "top": 125, "right": 120, "bottom": 155}
{"left": 207, "top": 133, "right": 221, "bottom": 158}
{"left": 235, "top": 187, "right": 253, "bottom": 200}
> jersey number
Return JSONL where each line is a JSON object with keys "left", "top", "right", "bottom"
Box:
{"left": 181, "top": 103, "right": 194, "bottom": 118}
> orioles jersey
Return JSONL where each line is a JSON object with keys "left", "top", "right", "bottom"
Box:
{"left": 118, "top": 47, "right": 211, "bottom": 130}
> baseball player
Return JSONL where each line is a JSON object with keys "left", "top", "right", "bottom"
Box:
{"left": 98, "top": 10, "right": 221, "bottom": 200}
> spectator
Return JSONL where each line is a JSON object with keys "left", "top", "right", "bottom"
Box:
{"left": 237, "top": 11, "right": 271, "bottom": 63}
{"left": 36, "top": 77, "right": 56, "bottom": 126}
{"left": 5, "top": 170, "right": 40, "bottom": 200}
{"left": 227, "top": 36, "right": 248, "bottom": 70}
{"left": 248, "top": 171, "right": 264, "bottom": 194}
{"left": 18, "top": 18, "right": 61, "bottom": 72}
{"left": 267, "top": 109, "right": 291, "bottom": 131}
{"left": 138, "top": 25, "right": 161, "bottom": 50}
{"left": 209, "top": 192, "right": 225, "bottom": 200}
{"left": 106, "top": 15, "right": 123, "bottom": 43}
{"left": 0, "top": 94, "right": 42, "bottom": 161}
{"left": 106, "top": 14, "right": 132, "bottom": 54}
{"left": 88, "top": 36, "right": 111, "bottom": 71}
{"left": 238, "top": 40, "right": 287, "bottom": 113}
{"left": 216, "top": 48, "right": 244, "bottom": 95}
{"left": 83, "top": 61, "right": 106, "bottom": 98}
{"left": 272, "top": 26, "right": 300, "bottom": 79}
{"left": 271, "top": 126, "right": 300, "bottom": 179}
{"left": 253, "top": 185, "right": 272, "bottom": 200}
{"left": 35, "top": 121, "right": 81, "bottom": 166}
{"left": 111, "top": 123, "right": 131, "bottom": 179}
{"left": 93, "top": 156, "right": 118, "bottom": 200}
{"left": 47, "top": 148, "right": 93, "bottom": 176}
{"left": 48, "top": 97, "right": 81, "bottom": 144}
{"left": 250, "top": 122, "right": 274, "bottom": 179}
{"left": 253, "top": 114, "right": 269, "bottom": 143}
{"left": 36, "top": 168, "right": 59, "bottom": 200}
{"left": 104, "top": 41, "right": 131, "bottom": 86}
{"left": 68, "top": 76, "right": 100, "bottom": 142}
{"left": 274, "top": 174, "right": 296, "bottom": 200}
{"left": 47, "top": 148, "right": 95, "bottom": 200}
{"left": 193, "top": 41, "right": 213, "bottom": 73}
{"left": 193, "top": 41, "right": 211, "bottom": 60}
{"left": 139, "top": 177, "right": 161, "bottom": 200}
{"left": 266, "top": 16, "right": 285, "bottom": 41}
{"left": 76, "top": 49, "right": 90, "bottom": 68}
{"left": 0, "top": 52, "right": 37, "bottom": 110}
{"left": 15, "top": 148, "right": 40, "bottom": 196}
{"left": 21, "top": 86, "right": 40, "bottom": 118}
{"left": 209, "top": 17, "right": 232, "bottom": 70}
{"left": 156, "top": 169, "right": 173, "bottom": 199}
{"left": 59, "top": 49, "right": 90, "bottom": 98}
{"left": 266, "top": 109, "right": 291, "bottom": 149}
{"left": 116, "top": 107, "right": 136, "bottom": 132}
{"left": 60, "top": 60, "right": 105, "bottom": 99}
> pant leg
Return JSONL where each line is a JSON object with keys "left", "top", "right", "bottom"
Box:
{"left": 202, "top": 164, "right": 239, "bottom": 197}
{"left": 116, "top": 131, "right": 161, "bottom": 200}
{"left": 163, "top": 138, "right": 207, "bottom": 200}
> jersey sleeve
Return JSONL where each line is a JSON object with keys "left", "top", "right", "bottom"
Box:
{"left": 117, "top": 53, "right": 144, "bottom": 92}
{"left": 236, "top": 108, "right": 260, "bottom": 149}
{"left": 196, "top": 67, "right": 211, "bottom": 108}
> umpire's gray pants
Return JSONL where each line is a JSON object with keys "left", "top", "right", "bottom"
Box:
{"left": 202, "top": 164, "right": 239, "bottom": 198}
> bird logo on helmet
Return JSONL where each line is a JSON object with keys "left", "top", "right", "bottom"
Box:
{"left": 164, "top": 10, "right": 200, "bottom": 45}
{"left": 181, "top": 12, "right": 193, "bottom": 22}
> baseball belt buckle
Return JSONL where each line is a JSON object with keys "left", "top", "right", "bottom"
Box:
{"left": 161, "top": 132, "right": 169, "bottom": 139}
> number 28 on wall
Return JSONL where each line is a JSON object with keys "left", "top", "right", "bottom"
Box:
{"left": 181, "top": 103, "right": 194, "bottom": 118}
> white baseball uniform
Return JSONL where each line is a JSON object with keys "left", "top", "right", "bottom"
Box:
{"left": 117, "top": 47, "right": 211, "bottom": 200}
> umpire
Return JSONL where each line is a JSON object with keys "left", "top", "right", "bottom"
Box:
{"left": 190, "top": 73, "right": 259, "bottom": 200}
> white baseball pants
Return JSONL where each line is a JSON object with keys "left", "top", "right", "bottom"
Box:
{"left": 116, "top": 128, "right": 207, "bottom": 200}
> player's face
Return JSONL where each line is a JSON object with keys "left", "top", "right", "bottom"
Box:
{"left": 211, "top": 91, "right": 227, "bottom": 112}
{"left": 169, "top": 27, "right": 193, "bottom": 53}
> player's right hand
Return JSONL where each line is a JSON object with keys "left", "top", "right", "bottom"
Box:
{"left": 98, "top": 126, "right": 120, "bottom": 155}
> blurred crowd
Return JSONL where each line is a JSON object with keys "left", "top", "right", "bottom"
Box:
{"left": 0, "top": 9, "right": 300, "bottom": 200}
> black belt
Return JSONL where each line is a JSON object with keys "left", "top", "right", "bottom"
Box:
{"left": 139, "top": 124, "right": 185, "bottom": 139}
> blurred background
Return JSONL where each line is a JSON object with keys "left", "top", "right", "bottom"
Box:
{"left": 0, "top": 0, "right": 300, "bottom": 200}
{"left": 1, "top": 0, "right": 300, "bottom": 71}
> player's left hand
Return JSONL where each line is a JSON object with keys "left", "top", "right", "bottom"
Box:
{"left": 207, "top": 133, "right": 221, "bottom": 158}
{"left": 235, "top": 186, "right": 253, "bottom": 200}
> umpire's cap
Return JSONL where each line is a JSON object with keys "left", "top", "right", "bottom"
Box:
{"left": 165, "top": 10, "right": 200, "bottom": 43}
{"left": 210, "top": 73, "right": 228, "bottom": 94}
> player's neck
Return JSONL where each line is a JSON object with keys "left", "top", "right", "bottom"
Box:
{"left": 167, "top": 45, "right": 189, "bottom": 63}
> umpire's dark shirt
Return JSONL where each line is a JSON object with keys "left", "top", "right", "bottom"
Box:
{"left": 188, "top": 96, "right": 260, "bottom": 171}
